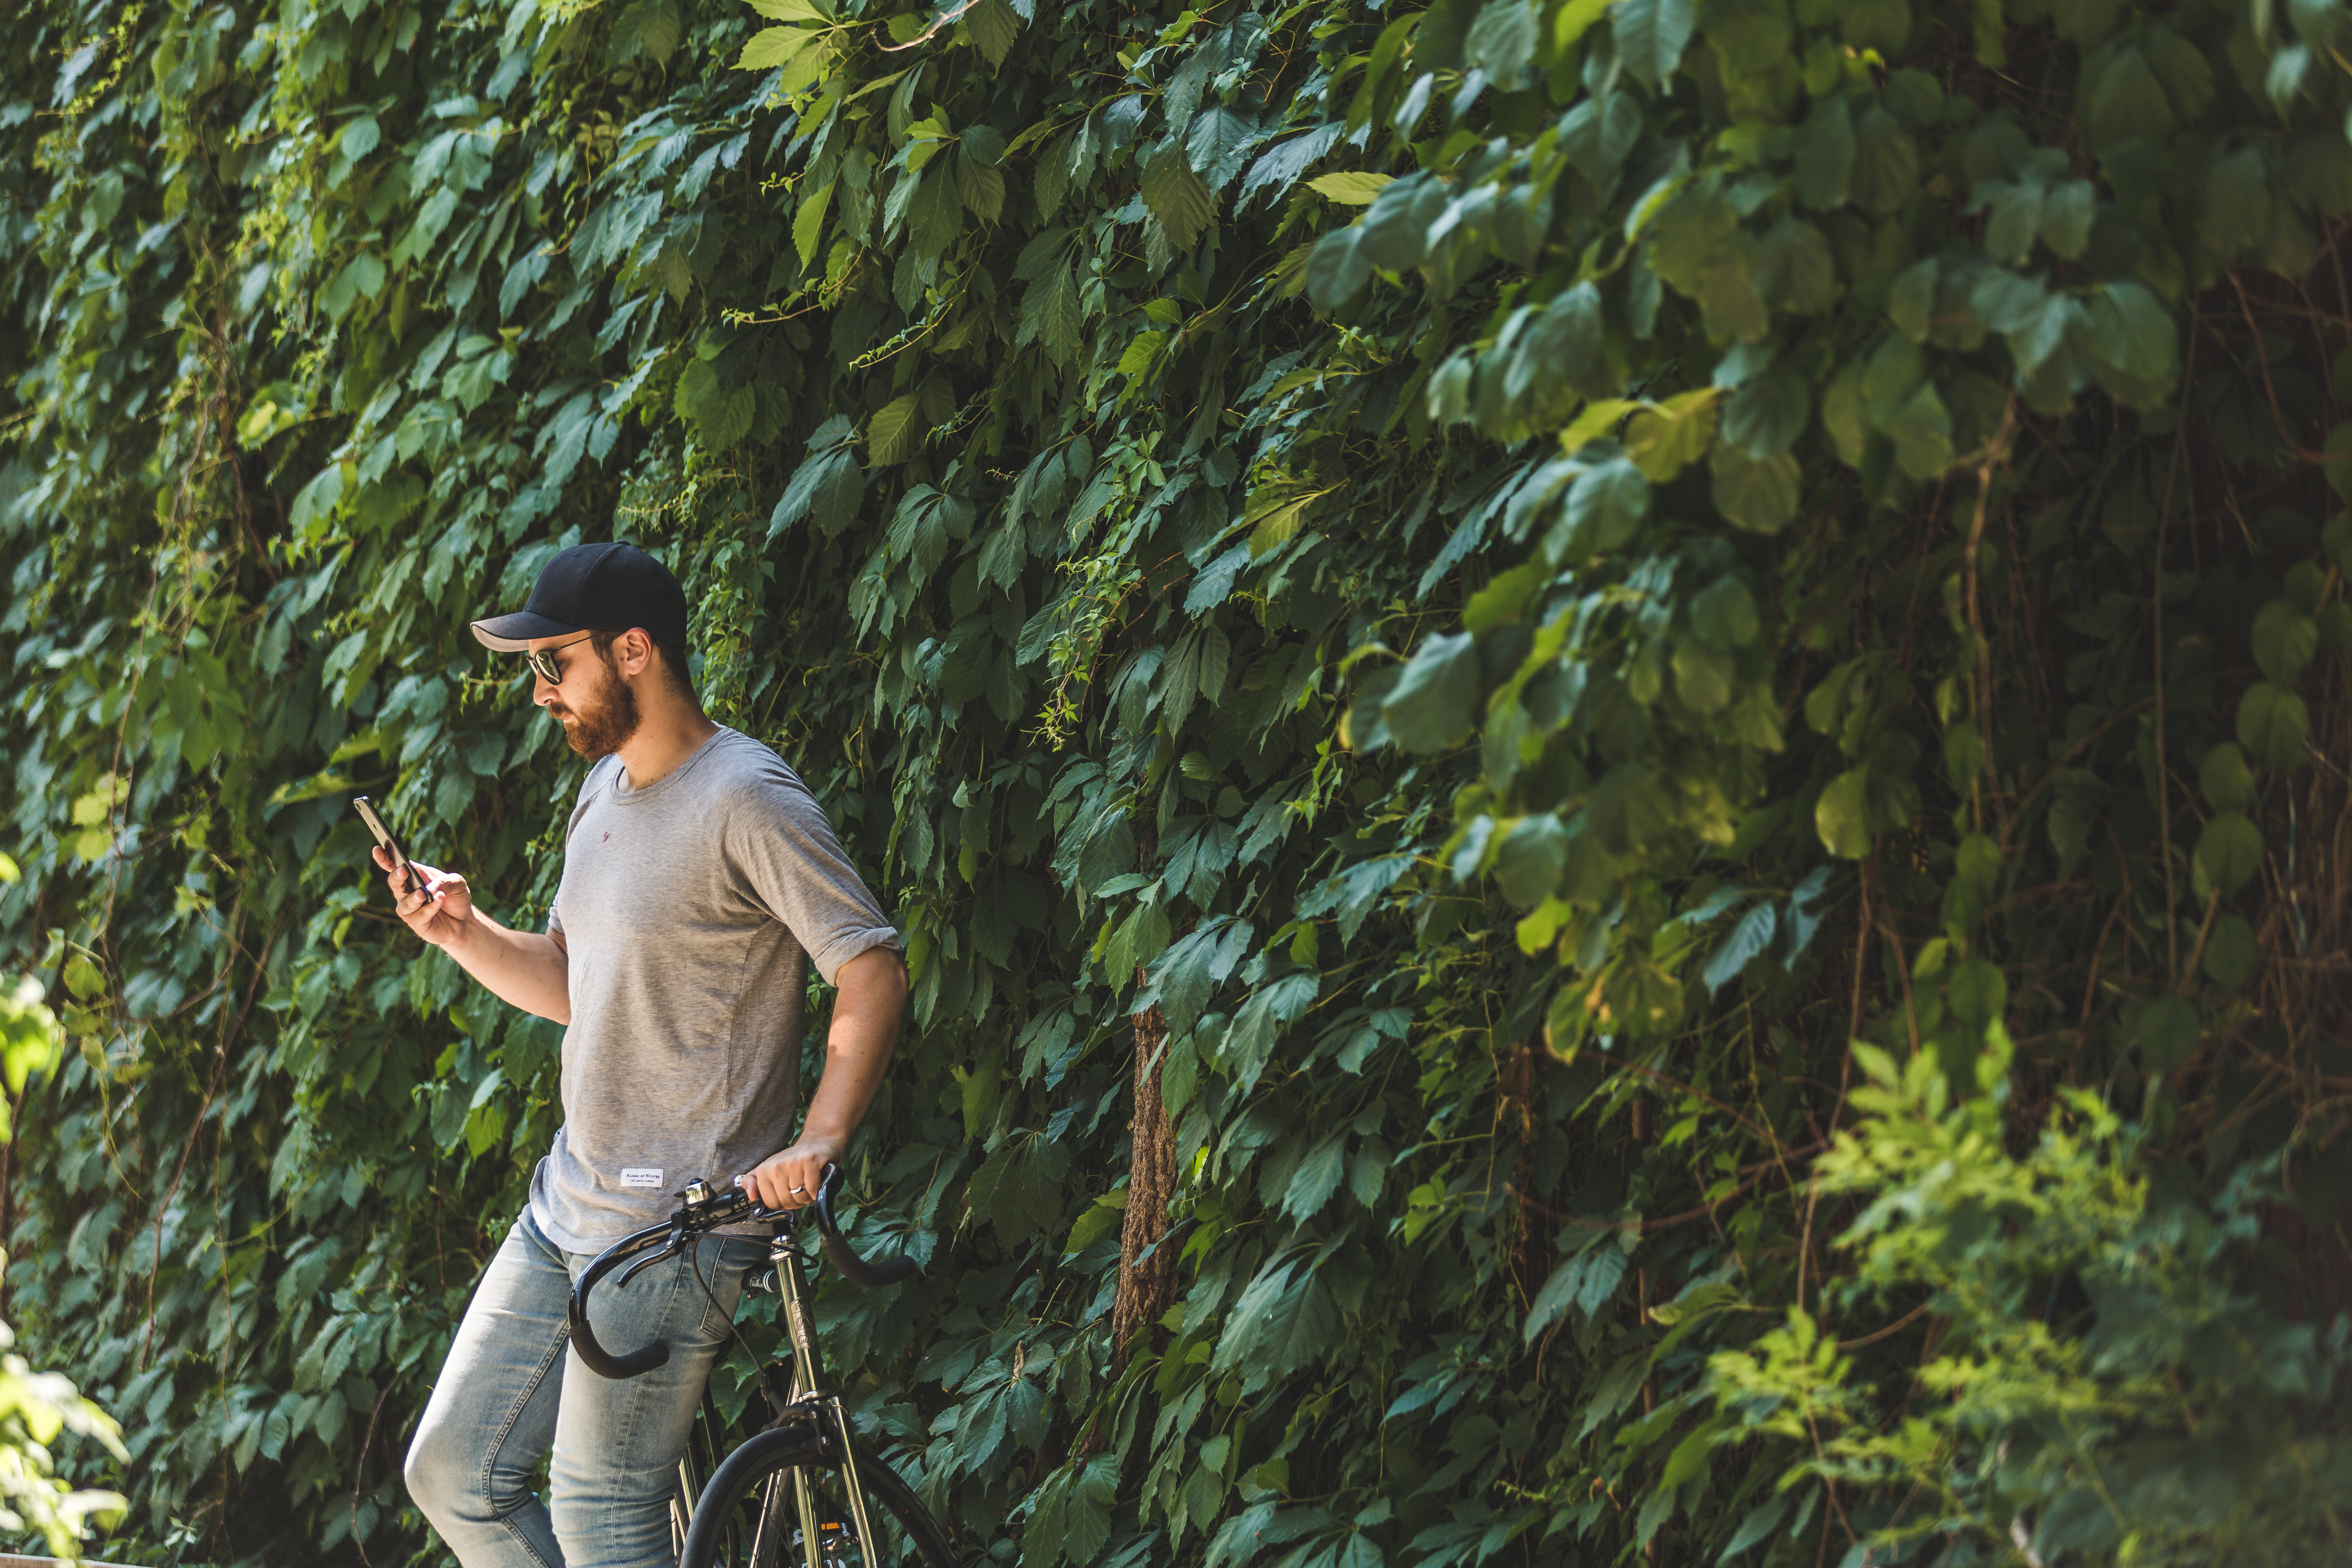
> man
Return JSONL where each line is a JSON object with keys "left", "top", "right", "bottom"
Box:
{"left": 385, "top": 541, "right": 906, "bottom": 1568}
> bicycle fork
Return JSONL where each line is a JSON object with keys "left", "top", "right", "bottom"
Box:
{"left": 772, "top": 1229, "right": 882, "bottom": 1568}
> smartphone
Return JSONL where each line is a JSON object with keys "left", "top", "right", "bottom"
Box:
{"left": 352, "top": 796, "right": 425, "bottom": 897}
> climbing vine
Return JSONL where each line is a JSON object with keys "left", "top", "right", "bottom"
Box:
{"left": 1, "top": 0, "right": 2350, "bottom": 1563}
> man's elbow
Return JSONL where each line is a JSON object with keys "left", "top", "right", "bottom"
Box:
{"left": 844, "top": 944, "right": 907, "bottom": 986}
{"left": 842, "top": 946, "right": 909, "bottom": 1017}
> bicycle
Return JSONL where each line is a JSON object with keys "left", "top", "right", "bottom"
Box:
{"left": 570, "top": 1164, "right": 963, "bottom": 1568}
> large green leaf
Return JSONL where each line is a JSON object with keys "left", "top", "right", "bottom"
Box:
{"left": 1613, "top": 0, "right": 1697, "bottom": 88}
{"left": 1143, "top": 142, "right": 1216, "bottom": 252}
{"left": 1382, "top": 632, "right": 1481, "bottom": 753}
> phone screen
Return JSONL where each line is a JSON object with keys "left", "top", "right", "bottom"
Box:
{"left": 352, "top": 796, "right": 423, "bottom": 894}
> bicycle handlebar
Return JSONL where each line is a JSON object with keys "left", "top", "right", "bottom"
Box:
{"left": 569, "top": 1163, "right": 917, "bottom": 1381}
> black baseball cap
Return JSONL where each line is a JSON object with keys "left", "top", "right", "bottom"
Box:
{"left": 470, "top": 541, "right": 689, "bottom": 652}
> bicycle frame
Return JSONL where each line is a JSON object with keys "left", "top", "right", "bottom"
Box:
{"left": 573, "top": 1166, "right": 915, "bottom": 1568}
{"left": 765, "top": 1218, "right": 884, "bottom": 1568}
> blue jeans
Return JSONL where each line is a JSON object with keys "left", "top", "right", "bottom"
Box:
{"left": 404, "top": 1207, "right": 766, "bottom": 1568}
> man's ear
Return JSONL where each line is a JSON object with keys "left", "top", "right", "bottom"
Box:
{"left": 619, "top": 628, "right": 654, "bottom": 676}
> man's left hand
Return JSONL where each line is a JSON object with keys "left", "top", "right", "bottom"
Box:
{"left": 741, "top": 1135, "right": 842, "bottom": 1210}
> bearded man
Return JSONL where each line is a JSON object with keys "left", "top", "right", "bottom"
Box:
{"left": 379, "top": 541, "right": 906, "bottom": 1568}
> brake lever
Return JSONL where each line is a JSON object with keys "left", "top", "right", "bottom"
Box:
{"left": 615, "top": 1244, "right": 678, "bottom": 1290}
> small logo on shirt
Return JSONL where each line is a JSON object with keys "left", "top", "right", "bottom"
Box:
{"left": 620, "top": 1167, "right": 664, "bottom": 1189}
{"left": 602, "top": 832, "right": 611, "bottom": 842}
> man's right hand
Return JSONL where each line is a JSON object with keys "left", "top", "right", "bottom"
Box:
{"left": 375, "top": 845, "right": 474, "bottom": 950}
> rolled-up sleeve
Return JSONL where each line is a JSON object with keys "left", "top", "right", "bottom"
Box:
{"left": 724, "top": 766, "right": 900, "bottom": 984}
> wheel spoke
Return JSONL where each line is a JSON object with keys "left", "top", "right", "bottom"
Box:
{"left": 680, "top": 1435, "right": 956, "bottom": 1568}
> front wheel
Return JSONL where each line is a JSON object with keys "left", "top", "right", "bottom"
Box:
{"left": 680, "top": 1425, "right": 960, "bottom": 1568}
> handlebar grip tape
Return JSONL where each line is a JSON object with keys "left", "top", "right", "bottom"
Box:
{"left": 575, "top": 1334, "right": 670, "bottom": 1381}
{"left": 814, "top": 1163, "right": 919, "bottom": 1287}
{"left": 819, "top": 1232, "right": 919, "bottom": 1288}
{"left": 568, "top": 1236, "right": 675, "bottom": 1381}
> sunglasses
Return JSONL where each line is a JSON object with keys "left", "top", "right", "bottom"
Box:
{"left": 523, "top": 632, "right": 598, "bottom": 684}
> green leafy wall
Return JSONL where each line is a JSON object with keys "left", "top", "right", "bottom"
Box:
{"left": 3, "top": 0, "right": 2350, "bottom": 1563}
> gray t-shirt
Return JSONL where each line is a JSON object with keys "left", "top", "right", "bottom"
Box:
{"left": 530, "top": 726, "right": 899, "bottom": 1252}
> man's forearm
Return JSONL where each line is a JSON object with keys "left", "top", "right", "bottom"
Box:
{"left": 739, "top": 947, "right": 905, "bottom": 1207}
{"left": 448, "top": 911, "right": 572, "bottom": 1024}
{"left": 800, "top": 949, "right": 907, "bottom": 1146}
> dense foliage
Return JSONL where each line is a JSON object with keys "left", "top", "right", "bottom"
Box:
{"left": 0, "top": 912, "right": 125, "bottom": 1562}
{"left": 3, "top": 0, "right": 2351, "bottom": 1561}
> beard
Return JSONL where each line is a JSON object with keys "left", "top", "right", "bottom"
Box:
{"left": 552, "top": 656, "right": 641, "bottom": 759}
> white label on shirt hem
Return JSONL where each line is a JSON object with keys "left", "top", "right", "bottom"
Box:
{"left": 620, "top": 1167, "right": 665, "bottom": 1189}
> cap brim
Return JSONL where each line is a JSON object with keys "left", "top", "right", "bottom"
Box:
{"left": 470, "top": 611, "right": 586, "bottom": 652}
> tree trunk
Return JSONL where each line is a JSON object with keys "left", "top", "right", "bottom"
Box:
{"left": 1111, "top": 982, "right": 1178, "bottom": 1369}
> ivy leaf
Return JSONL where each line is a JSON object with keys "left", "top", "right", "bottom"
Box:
{"left": 1143, "top": 143, "right": 1215, "bottom": 253}
{"left": 1721, "top": 1497, "right": 1792, "bottom": 1560}
{"left": 793, "top": 180, "right": 835, "bottom": 268}
{"left": 1243, "top": 477, "right": 1331, "bottom": 556}
{"left": 1187, "top": 105, "right": 1262, "bottom": 193}
{"left": 1020, "top": 258, "right": 1087, "bottom": 364}
{"left": 609, "top": 0, "right": 683, "bottom": 68}
{"left": 2192, "top": 811, "right": 2264, "bottom": 898}
{"left": 1213, "top": 1258, "right": 1337, "bottom": 1389}
{"left": 62, "top": 954, "right": 105, "bottom": 1000}
{"left": 674, "top": 360, "right": 756, "bottom": 447}
{"left": 1076, "top": 813, "right": 1138, "bottom": 895}
{"left": 1237, "top": 125, "right": 1342, "bottom": 209}
{"left": 1284, "top": 1134, "right": 1348, "bottom": 1222}
{"left": 2198, "top": 744, "right": 2254, "bottom": 811}
{"left": 1521, "top": 282, "right": 1606, "bottom": 402}
{"left": 1850, "top": 107, "right": 1919, "bottom": 212}
{"left": 962, "top": 0, "right": 1020, "bottom": 67}
{"left": 1383, "top": 633, "right": 1481, "bottom": 753}
{"left": 2250, "top": 599, "right": 2318, "bottom": 685}
{"left": 1888, "top": 259, "right": 1936, "bottom": 343}
{"left": 1305, "top": 227, "right": 1372, "bottom": 310}
{"left": 737, "top": 24, "right": 820, "bottom": 69}
{"left": 2235, "top": 680, "right": 2309, "bottom": 770}
{"left": 771, "top": 415, "right": 864, "bottom": 538}
{"left": 1551, "top": 456, "right": 1650, "bottom": 559}
{"left": 2085, "top": 282, "right": 2176, "bottom": 403}
{"left": 1465, "top": 0, "right": 1540, "bottom": 85}
{"left": 2040, "top": 180, "right": 2094, "bottom": 257}
{"left": 1626, "top": 391, "right": 1718, "bottom": 482}
{"left": 1723, "top": 365, "right": 1809, "bottom": 457}
{"left": 1691, "top": 575, "right": 1760, "bottom": 648}
{"left": 1710, "top": 447, "right": 1800, "bottom": 533}
{"left": 1815, "top": 768, "right": 1873, "bottom": 859}
{"left": 1491, "top": 816, "right": 1569, "bottom": 905}
{"left": 1702, "top": 901, "right": 1776, "bottom": 993}
{"left": 1360, "top": 172, "right": 1445, "bottom": 270}
{"left": 1307, "top": 172, "right": 1394, "bottom": 206}
{"left": 1947, "top": 957, "right": 2007, "bottom": 1028}
{"left": 1753, "top": 218, "right": 1836, "bottom": 314}
{"left": 2203, "top": 913, "right": 2258, "bottom": 990}
{"left": 1673, "top": 638, "right": 1734, "bottom": 712}
{"left": 2087, "top": 47, "right": 2172, "bottom": 151}
{"left": 1612, "top": 0, "right": 1697, "bottom": 89}
{"left": 1887, "top": 382, "right": 1953, "bottom": 478}
{"left": 1524, "top": 1241, "right": 1628, "bottom": 1343}
{"left": 320, "top": 253, "right": 386, "bottom": 320}
{"left": 1793, "top": 98, "right": 1854, "bottom": 210}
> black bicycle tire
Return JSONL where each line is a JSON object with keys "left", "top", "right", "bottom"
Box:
{"left": 679, "top": 1425, "right": 959, "bottom": 1568}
